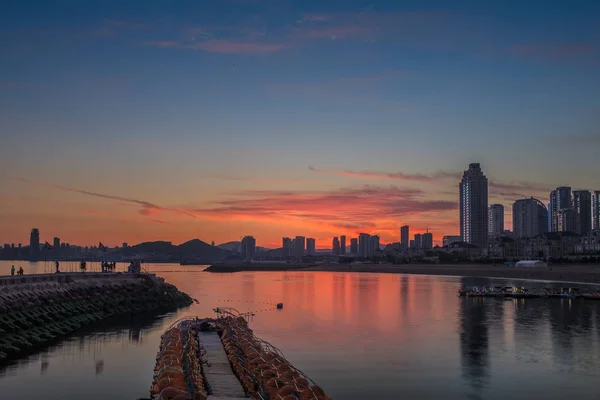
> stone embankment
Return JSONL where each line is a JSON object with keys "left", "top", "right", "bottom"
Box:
{"left": 0, "top": 272, "right": 192, "bottom": 365}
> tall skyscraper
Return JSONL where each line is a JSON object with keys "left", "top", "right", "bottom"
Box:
{"left": 282, "top": 237, "right": 292, "bottom": 257}
{"left": 350, "top": 238, "right": 358, "bottom": 254}
{"left": 422, "top": 232, "right": 433, "bottom": 249}
{"left": 358, "top": 233, "right": 371, "bottom": 258}
{"left": 459, "top": 163, "right": 488, "bottom": 248}
{"left": 512, "top": 198, "right": 548, "bottom": 239}
{"left": 549, "top": 187, "right": 572, "bottom": 232}
{"left": 53, "top": 237, "right": 60, "bottom": 250}
{"left": 29, "top": 228, "right": 40, "bottom": 261}
{"left": 573, "top": 190, "right": 592, "bottom": 235}
{"left": 369, "top": 235, "right": 380, "bottom": 255}
{"left": 241, "top": 236, "right": 256, "bottom": 261}
{"left": 400, "top": 225, "right": 409, "bottom": 249}
{"left": 340, "top": 235, "right": 346, "bottom": 255}
{"left": 293, "top": 236, "right": 305, "bottom": 258}
{"left": 593, "top": 191, "right": 600, "bottom": 231}
{"left": 332, "top": 237, "right": 340, "bottom": 255}
{"left": 557, "top": 208, "right": 574, "bottom": 232}
{"left": 306, "top": 238, "right": 316, "bottom": 255}
{"left": 413, "top": 233, "right": 422, "bottom": 249}
{"left": 488, "top": 204, "right": 504, "bottom": 235}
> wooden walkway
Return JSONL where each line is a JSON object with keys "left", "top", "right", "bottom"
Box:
{"left": 198, "top": 332, "right": 247, "bottom": 399}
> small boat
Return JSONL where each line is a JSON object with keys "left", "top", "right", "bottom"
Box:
{"left": 276, "top": 302, "right": 284, "bottom": 309}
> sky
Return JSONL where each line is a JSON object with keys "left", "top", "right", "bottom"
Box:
{"left": 1, "top": 0, "right": 599, "bottom": 248}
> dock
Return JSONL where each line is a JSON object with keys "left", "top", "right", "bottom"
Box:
{"left": 199, "top": 332, "right": 247, "bottom": 399}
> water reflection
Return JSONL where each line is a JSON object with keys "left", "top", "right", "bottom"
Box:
{"left": 0, "top": 263, "right": 599, "bottom": 400}
{"left": 458, "top": 278, "right": 490, "bottom": 400}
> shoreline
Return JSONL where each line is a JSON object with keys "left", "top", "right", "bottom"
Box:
{"left": 206, "top": 263, "right": 600, "bottom": 286}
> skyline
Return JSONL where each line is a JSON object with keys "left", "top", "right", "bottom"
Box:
{"left": 1, "top": 1, "right": 600, "bottom": 248}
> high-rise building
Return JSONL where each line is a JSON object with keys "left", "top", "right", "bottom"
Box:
{"left": 459, "top": 163, "right": 488, "bottom": 248}
{"left": 413, "top": 233, "right": 422, "bottom": 249}
{"left": 549, "top": 187, "right": 572, "bottom": 232}
{"left": 422, "top": 232, "right": 433, "bottom": 249}
{"left": 358, "top": 233, "right": 371, "bottom": 258}
{"left": 512, "top": 198, "right": 548, "bottom": 239}
{"left": 29, "top": 228, "right": 40, "bottom": 261}
{"left": 53, "top": 237, "right": 60, "bottom": 250}
{"left": 282, "top": 237, "right": 293, "bottom": 257}
{"left": 557, "top": 208, "right": 574, "bottom": 232}
{"left": 350, "top": 238, "right": 358, "bottom": 254}
{"left": 400, "top": 225, "right": 409, "bottom": 249}
{"left": 409, "top": 240, "right": 415, "bottom": 249}
{"left": 443, "top": 235, "right": 462, "bottom": 247}
{"left": 573, "top": 190, "right": 592, "bottom": 236}
{"left": 293, "top": 236, "right": 305, "bottom": 258}
{"left": 369, "top": 235, "right": 380, "bottom": 255}
{"left": 488, "top": 204, "right": 504, "bottom": 235}
{"left": 332, "top": 237, "right": 340, "bottom": 255}
{"left": 340, "top": 235, "right": 346, "bottom": 255}
{"left": 306, "top": 238, "right": 316, "bottom": 256}
{"left": 241, "top": 236, "right": 256, "bottom": 261}
{"left": 594, "top": 191, "right": 600, "bottom": 231}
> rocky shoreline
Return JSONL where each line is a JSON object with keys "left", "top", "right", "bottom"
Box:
{"left": 0, "top": 273, "right": 193, "bottom": 365}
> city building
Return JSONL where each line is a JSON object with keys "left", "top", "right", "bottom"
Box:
{"left": 443, "top": 236, "right": 461, "bottom": 247}
{"left": 413, "top": 233, "right": 422, "bottom": 249}
{"left": 30, "top": 228, "right": 40, "bottom": 261}
{"left": 369, "top": 235, "right": 380, "bottom": 255}
{"left": 512, "top": 198, "right": 548, "bottom": 239}
{"left": 573, "top": 190, "right": 592, "bottom": 235}
{"left": 306, "top": 238, "right": 316, "bottom": 256}
{"left": 409, "top": 240, "right": 415, "bottom": 249}
{"left": 350, "top": 238, "right": 358, "bottom": 254}
{"left": 557, "top": 208, "right": 574, "bottom": 232}
{"left": 282, "top": 237, "right": 292, "bottom": 257}
{"left": 422, "top": 232, "right": 433, "bottom": 250}
{"left": 241, "top": 236, "right": 256, "bottom": 261}
{"left": 549, "top": 187, "right": 572, "bottom": 232}
{"left": 122, "top": 242, "right": 128, "bottom": 248}
{"left": 293, "top": 236, "right": 305, "bottom": 258}
{"left": 340, "top": 235, "right": 346, "bottom": 255}
{"left": 594, "top": 191, "right": 600, "bottom": 231}
{"left": 400, "top": 225, "right": 409, "bottom": 249}
{"left": 488, "top": 204, "right": 504, "bottom": 236}
{"left": 53, "top": 237, "right": 60, "bottom": 250}
{"left": 358, "top": 233, "right": 371, "bottom": 258}
{"left": 332, "top": 237, "right": 340, "bottom": 255}
{"left": 459, "top": 163, "right": 489, "bottom": 248}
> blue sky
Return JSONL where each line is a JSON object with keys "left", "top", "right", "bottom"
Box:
{"left": 1, "top": 0, "right": 599, "bottom": 246}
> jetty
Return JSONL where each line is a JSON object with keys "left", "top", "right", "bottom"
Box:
{"left": 150, "top": 315, "right": 331, "bottom": 400}
{"left": 0, "top": 271, "right": 192, "bottom": 365}
{"left": 458, "top": 286, "right": 600, "bottom": 300}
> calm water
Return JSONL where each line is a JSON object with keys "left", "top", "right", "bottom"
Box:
{"left": 1, "top": 261, "right": 600, "bottom": 399}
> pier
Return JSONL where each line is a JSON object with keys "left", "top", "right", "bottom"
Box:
{"left": 199, "top": 332, "right": 247, "bottom": 399}
{"left": 151, "top": 317, "right": 332, "bottom": 400}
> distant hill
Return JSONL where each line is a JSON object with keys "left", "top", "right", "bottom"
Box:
{"left": 217, "top": 241, "right": 270, "bottom": 253}
{"left": 110, "top": 239, "right": 232, "bottom": 262}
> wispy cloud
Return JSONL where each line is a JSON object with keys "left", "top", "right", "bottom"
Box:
{"left": 16, "top": 178, "right": 197, "bottom": 220}
{"left": 140, "top": 39, "right": 287, "bottom": 54}
{"left": 203, "top": 174, "right": 307, "bottom": 184}
{"left": 506, "top": 43, "right": 597, "bottom": 61}
{"left": 309, "top": 166, "right": 460, "bottom": 182}
{"left": 189, "top": 185, "right": 457, "bottom": 239}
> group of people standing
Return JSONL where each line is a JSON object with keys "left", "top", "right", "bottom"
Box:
{"left": 101, "top": 261, "right": 116, "bottom": 272}
{"left": 10, "top": 265, "right": 24, "bottom": 276}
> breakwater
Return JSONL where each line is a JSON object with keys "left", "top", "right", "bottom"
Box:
{"left": 0, "top": 272, "right": 192, "bottom": 365}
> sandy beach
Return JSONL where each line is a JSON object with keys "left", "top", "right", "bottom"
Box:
{"left": 207, "top": 263, "right": 600, "bottom": 286}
